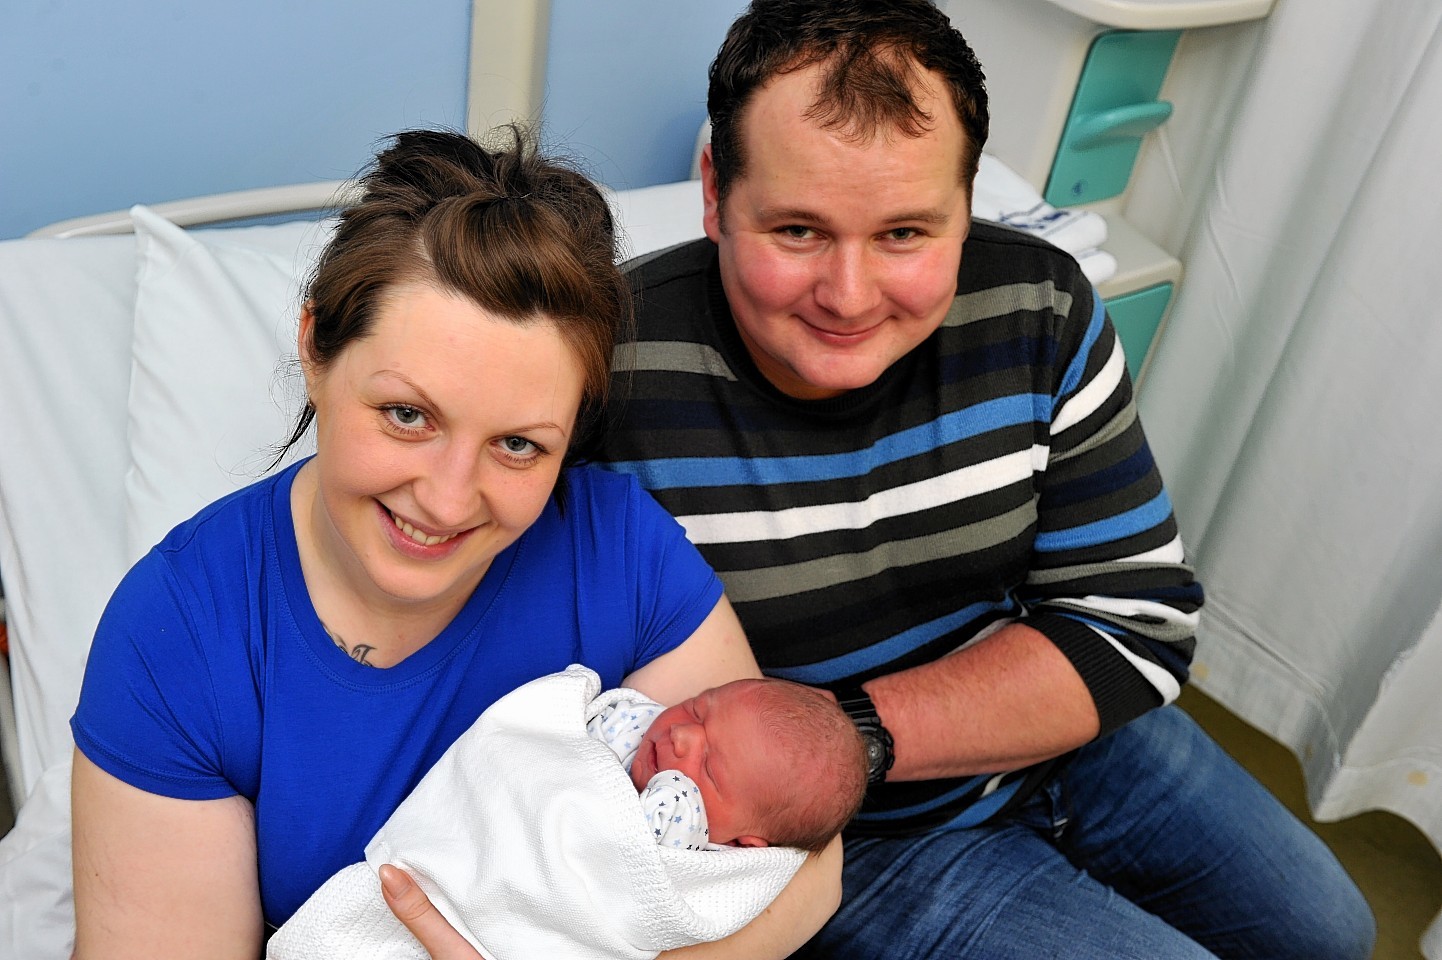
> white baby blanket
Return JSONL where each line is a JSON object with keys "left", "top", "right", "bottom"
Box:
{"left": 268, "top": 665, "right": 805, "bottom": 960}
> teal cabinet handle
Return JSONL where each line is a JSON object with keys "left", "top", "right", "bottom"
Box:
{"left": 1069, "top": 101, "right": 1175, "bottom": 150}
{"left": 1044, "top": 29, "right": 1182, "bottom": 207}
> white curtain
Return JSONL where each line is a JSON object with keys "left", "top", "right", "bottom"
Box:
{"left": 1127, "top": 0, "right": 1442, "bottom": 953}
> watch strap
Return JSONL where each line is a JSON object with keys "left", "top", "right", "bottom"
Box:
{"left": 836, "top": 687, "right": 895, "bottom": 784}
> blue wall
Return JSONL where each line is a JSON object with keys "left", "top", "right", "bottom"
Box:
{"left": 542, "top": 0, "right": 746, "bottom": 190}
{"left": 0, "top": 2, "right": 746, "bottom": 240}
{"left": 0, "top": 0, "right": 471, "bottom": 239}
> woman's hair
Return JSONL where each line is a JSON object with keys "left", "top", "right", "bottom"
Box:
{"left": 751, "top": 679, "right": 869, "bottom": 853}
{"left": 707, "top": 0, "right": 988, "bottom": 207}
{"left": 278, "top": 126, "right": 631, "bottom": 488}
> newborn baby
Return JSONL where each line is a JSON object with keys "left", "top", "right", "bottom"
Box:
{"left": 589, "top": 677, "right": 869, "bottom": 852}
{"left": 269, "top": 668, "right": 866, "bottom": 960}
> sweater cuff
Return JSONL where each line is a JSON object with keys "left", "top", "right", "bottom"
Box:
{"left": 1024, "top": 612, "right": 1163, "bottom": 737}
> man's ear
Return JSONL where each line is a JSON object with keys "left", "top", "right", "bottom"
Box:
{"left": 733, "top": 835, "right": 769, "bottom": 849}
{"left": 700, "top": 143, "right": 723, "bottom": 244}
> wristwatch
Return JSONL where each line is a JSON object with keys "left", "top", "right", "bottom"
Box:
{"left": 836, "top": 687, "right": 895, "bottom": 785}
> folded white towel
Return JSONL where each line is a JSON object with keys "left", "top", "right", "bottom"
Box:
{"left": 1076, "top": 248, "right": 1119, "bottom": 286}
{"left": 268, "top": 666, "right": 805, "bottom": 960}
{"left": 973, "top": 154, "right": 1109, "bottom": 258}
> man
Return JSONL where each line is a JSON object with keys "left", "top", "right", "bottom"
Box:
{"left": 590, "top": 1, "right": 1374, "bottom": 957}
{"left": 386, "top": 1, "right": 1374, "bottom": 957}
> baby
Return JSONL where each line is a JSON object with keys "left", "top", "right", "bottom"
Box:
{"left": 589, "top": 676, "right": 869, "bottom": 853}
{"left": 269, "top": 669, "right": 867, "bottom": 960}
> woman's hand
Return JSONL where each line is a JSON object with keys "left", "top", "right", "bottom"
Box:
{"left": 379, "top": 864, "right": 485, "bottom": 960}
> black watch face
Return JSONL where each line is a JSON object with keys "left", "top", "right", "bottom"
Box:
{"left": 863, "top": 732, "right": 885, "bottom": 772}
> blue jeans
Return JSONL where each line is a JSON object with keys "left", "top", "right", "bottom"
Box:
{"left": 793, "top": 705, "right": 1375, "bottom": 959}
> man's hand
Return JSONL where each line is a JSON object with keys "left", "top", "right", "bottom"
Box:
{"left": 378, "top": 864, "right": 484, "bottom": 960}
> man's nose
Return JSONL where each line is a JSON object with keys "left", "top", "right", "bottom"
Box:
{"left": 814, "top": 245, "right": 882, "bottom": 320}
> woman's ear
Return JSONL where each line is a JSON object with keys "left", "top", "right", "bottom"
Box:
{"left": 298, "top": 301, "right": 325, "bottom": 399}
{"left": 298, "top": 301, "right": 317, "bottom": 368}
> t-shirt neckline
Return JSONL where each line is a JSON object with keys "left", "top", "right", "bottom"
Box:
{"left": 270, "top": 457, "right": 521, "bottom": 688}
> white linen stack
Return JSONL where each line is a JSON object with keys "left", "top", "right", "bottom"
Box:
{"left": 972, "top": 154, "right": 1117, "bottom": 285}
{"left": 267, "top": 665, "right": 805, "bottom": 960}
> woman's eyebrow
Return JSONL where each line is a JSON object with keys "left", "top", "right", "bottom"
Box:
{"left": 370, "top": 369, "right": 570, "bottom": 438}
{"left": 371, "top": 369, "right": 440, "bottom": 410}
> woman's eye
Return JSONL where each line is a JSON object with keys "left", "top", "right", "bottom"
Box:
{"left": 383, "top": 405, "right": 428, "bottom": 431}
{"left": 500, "top": 436, "right": 538, "bottom": 457}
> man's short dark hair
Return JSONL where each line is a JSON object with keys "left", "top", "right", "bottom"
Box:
{"left": 707, "top": 0, "right": 988, "bottom": 206}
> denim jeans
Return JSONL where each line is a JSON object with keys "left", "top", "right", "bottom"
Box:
{"left": 792, "top": 705, "right": 1375, "bottom": 960}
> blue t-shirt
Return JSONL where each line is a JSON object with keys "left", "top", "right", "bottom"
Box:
{"left": 71, "top": 460, "right": 722, "bottom": 925}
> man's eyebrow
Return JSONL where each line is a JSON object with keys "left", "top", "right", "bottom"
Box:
{"left": 878, "top": 208, "right": 953, "bottom": 226}
{"left": 755, "top": 206, "right": 824, "bottom": 224}
{"left": 756, "top": 206, "right": 953, "bottom": 226}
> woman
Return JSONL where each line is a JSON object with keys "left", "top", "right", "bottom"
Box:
{"left": 68, "top": 128, "right": 838, "bottom": 959}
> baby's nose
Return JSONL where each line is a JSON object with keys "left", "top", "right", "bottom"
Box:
{"left": 669, "top": 722, "right": 702, "bottom": 756}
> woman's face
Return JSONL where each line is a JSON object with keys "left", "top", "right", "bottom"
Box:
{"left": 300, "top": 281, "right": 585, "bottom": 621}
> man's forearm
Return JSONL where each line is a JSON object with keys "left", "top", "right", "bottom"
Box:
{"left": 862, "top": 623, "right": 1101, "bottom": 780}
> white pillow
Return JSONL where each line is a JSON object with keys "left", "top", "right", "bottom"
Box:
{"left": 124, "top": 207, "right": 329, "bottom": 562}
{"left": 607, "top": 180, "right": 705, "bottom": 260}
{"left": 0, "top": 232, "right": 138, "bottom": 798}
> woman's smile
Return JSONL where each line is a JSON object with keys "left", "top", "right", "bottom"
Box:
{"left": 378, "top": 501, "right": 475, "bottom": 556}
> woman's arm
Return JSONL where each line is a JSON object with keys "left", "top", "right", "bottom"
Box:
{"left": 659, "top": 834, "right": 842, "bottom": 959}
{"left": 620, "top": 595, "right": 762, "bottom": 701}
{"left": 382, "top": 836, "right": 843, "bottom": 960}
{"left": 71, "top": 749, "right": 264, "bottom": 960}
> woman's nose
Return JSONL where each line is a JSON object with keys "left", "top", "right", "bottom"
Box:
{"left": 416, "top": 446, "right": 484, "bottom": 528}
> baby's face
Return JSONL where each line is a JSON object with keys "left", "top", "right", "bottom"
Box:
{"left": 629, "top": 679, "right": 783, "bottom": 847}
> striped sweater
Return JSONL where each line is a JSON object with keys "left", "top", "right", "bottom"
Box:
{"left": 595, "top": 225, "right": 1202, "bottom": 834}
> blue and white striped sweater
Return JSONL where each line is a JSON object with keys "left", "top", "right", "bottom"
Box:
{"left": 597, "top": 225, "right": 1202, "bottom": 833}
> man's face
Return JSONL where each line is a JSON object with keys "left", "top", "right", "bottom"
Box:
{"left": 702, "top": 62, "right": 972, "bottom": 400}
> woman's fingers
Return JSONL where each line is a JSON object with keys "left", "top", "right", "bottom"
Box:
{"left": 378, "top": 864, "right": 483, "bottom": 960}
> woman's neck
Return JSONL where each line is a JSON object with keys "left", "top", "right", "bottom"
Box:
{"left": 289, "top": 461, "right": 477, "bottom": 668}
